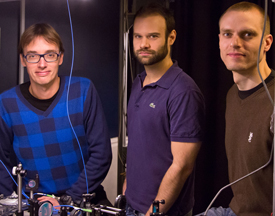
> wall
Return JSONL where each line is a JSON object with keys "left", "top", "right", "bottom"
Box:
{"left": 0, "top": 1, "right": 20, "bottom": 92}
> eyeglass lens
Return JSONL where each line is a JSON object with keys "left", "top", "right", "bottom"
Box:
{"left": 26, "top": 53, "right": 59, "bottom": 63}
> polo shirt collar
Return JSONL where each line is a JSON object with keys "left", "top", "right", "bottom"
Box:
{"left": 138, "top": 60, "right": 181, "bottom": 89}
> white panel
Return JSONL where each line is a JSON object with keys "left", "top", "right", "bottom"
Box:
{"left": 102, "top": 137, "right": 118, "bottom": 205}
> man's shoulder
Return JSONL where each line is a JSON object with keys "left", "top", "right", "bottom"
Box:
{"left": 227, "top": 84, "right": 238, "bottom": 92}
{"left": 0, "top": 86, "right": 21, "bottom": 115}
{"left": 62, "top": 76, "right": 94, "bottom": 91}
{"left": 0, "top": 85, "right": 19, "bottom": 99}
{"left": 171, "top": 69, "right": 202, "bottom": 94}
{"left": 226, "top": 84, "right": 238, "bottom": 100}
{"left": 63, "top": 76, "right": 92, "bottom": 84}
{"left": 167, "top": 62, "right": 197, "bottom": 86}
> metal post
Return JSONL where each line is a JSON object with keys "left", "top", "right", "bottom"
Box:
{"left": 17, "top": 171, "right": 23, "bottom": 214}
{"left": 118, "top": 0, "right": 128, "bottom": 196}
{"left": 12, "top": 163, "right": 26, "bottom": 216}
{"left": 19, "top": 0, "right": 25, "bottom": 84}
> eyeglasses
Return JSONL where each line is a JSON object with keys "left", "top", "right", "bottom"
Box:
{"left": 23, "top": 52, "right": 61, "bottom": 63}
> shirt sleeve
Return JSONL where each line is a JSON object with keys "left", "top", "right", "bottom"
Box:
{"left": 0, "top": 101, "right": 16, "bottom": 196}
{"left": 169, "top": 89, "right": 205, "bottom": 143}
{"left": 66, "top": 81, "right": 112, "bottom": 202}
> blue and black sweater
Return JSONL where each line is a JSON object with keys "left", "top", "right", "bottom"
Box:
{"left": 0, "top": 76, "right": 112, "bottom": 202}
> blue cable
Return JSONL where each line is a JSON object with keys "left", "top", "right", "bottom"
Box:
{"left": 66, "top": 0, "right": 89, "bottom": 194}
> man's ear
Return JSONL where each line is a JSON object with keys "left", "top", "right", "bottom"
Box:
{"left": 20, "top": 54, "right": 26, "bottom": 67}
{"left": 168, "top": 30, "right": 177, "bottom": 46}
{"left": 59, "top": 53, "right": 64, "bottom": 66}
{"left": 263, "top": 34, "right": 273, "bottom": 52}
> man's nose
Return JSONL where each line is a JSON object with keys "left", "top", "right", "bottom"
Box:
{"left": 140, "top": 37, "right": 150, "bottom": 49}
{"left": 230, "top": 35, "right": 241, "bottom": 48}
{"left": 37, "top": 56, "right": 47, "bottom": 67}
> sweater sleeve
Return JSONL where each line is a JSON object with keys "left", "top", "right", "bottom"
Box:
{"left": 66, "top": 81, "right": 112, "bottom": 202}
{"left": 0, "top": 99, "right": 16, "bottom": 196}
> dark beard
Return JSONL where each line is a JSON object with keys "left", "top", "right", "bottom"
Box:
{"left": 135, "top": 40, "right": 168, "bottom": 66}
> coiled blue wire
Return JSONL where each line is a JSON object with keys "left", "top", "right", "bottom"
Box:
{"left": 66, "top": 0, "right": 89, "bottom": 194}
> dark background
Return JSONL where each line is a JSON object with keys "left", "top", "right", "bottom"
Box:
{"left": 0, "top": 0, "right": 274, "bottom": 214}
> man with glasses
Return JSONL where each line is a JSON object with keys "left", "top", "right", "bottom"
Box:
{"left": 0, "top": 23, "right": 112, "bottom": 208}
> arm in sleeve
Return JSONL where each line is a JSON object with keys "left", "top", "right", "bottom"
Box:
{"left": 169, "top": 89, "right": 205, "bottom": 143}
{"left": 145, "top": 141, "right": 201, "bottom": 215}
{"left": 145, "top": 89, "right": 204, "bottom": 214}
{"left": 0, "top": 115, "right": 16, "bottom": 196}
{"left": 66, "top": 82, "right": 112, "bottom": 202}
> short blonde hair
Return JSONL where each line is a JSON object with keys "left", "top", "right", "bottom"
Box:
{"left": 219, "top": 1, "right": 270, "bottom": 35}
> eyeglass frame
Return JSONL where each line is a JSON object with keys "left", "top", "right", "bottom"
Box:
{"left": 22, "top": 52, "right": 62, "bottom": 63}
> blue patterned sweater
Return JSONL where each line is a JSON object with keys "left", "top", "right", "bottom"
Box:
{"left": 0, "top": 76, "right": 112, "bottom": 201}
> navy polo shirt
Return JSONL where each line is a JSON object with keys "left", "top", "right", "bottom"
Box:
{"left": 126, "top": 61, "right": 204, "bottom": 215}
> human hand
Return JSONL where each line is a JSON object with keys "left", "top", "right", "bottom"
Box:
{"left": 145, "top": 212, "right": 151, "bottom": 216}
{"left": 122, "top": 178, "right": 127, "bottom": 195}
{"left": 145, "top": 209, "right": 151, "bottom": 216}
